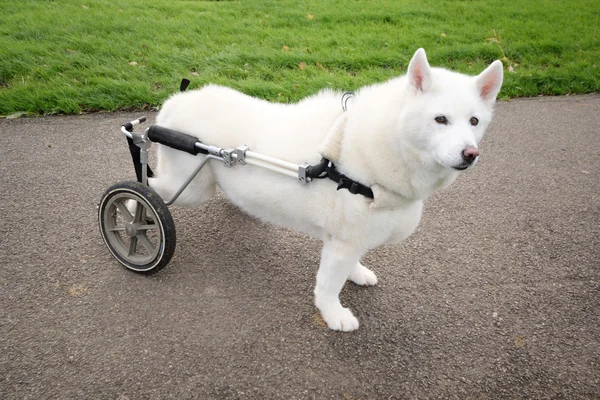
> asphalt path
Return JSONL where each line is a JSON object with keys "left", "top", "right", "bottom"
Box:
{"left": 1, "top": 95, "right": 599, "bottom": 399}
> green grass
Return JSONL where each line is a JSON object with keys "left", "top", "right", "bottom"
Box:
{"left": 0, "top": 0, "right": 598, "bottom": 115}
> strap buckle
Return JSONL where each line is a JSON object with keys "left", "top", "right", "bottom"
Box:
{"left": 336, "top": 177, "right": 359, "bottom": 194}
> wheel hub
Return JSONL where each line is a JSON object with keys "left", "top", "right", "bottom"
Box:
{"left": 124, "top": 223, "right": 137, "bottom": 237}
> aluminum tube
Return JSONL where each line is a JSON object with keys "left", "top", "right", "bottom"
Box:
{"left": 131, "top": 116, "right": 146, "bottom": 126}
{"left": 164, "top": 155, "right": 222, "bottom": 206}
{"left": 245, "top": 151, "right": 299, "bottom": 172}
{"left": 195, "top": 142, "right": 222, "bottom": 156}
{"left": 120, "top": 126, "right": 133, "bottom": 139}
{"left": 245, "top": 158, "right": 299, "bottom": 179}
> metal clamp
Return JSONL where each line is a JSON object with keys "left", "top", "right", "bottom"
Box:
{"left": 298, "top": 164, "right": 311, "bottom": 184}
{"left": 236, "top": 145, "right": 249, "bottom": 166}
{"left": 221, "top": 149, "right": 235, "bottom": 168}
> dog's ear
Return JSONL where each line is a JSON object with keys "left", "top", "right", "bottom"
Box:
{"left": 475, "top": 60, "right": 504, "bottom": 104}
{"left": 407, "top": 48, "right": 432, "bottom": 93}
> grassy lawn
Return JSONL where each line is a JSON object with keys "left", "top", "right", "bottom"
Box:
{"left": 0, "top": 0, "right": 598, "bottom": 115}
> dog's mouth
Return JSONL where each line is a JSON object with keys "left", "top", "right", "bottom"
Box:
{"left": 451, "top": 158, "right": 479, "bottom": 171}
{"left": 452, "top": 163, "right": 470, "bottom": 171}
{"left": 436, "top": 156, "right": 478, "bottom": 172}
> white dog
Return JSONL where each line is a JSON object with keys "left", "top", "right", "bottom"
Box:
{"left": 149, "top": 48, "right": 503, "bottom": 331}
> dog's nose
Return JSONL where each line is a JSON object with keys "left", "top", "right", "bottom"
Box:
{"left": 462, "top": 146, "right": 479, "bottom": 163}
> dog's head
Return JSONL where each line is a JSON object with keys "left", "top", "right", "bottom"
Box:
{"left": 401, "top": 48, "right": 503, "bottom": 172}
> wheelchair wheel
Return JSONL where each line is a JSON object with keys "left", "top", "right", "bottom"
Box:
{"left": 98, "top": 181, "right": 176, "bottom": 273}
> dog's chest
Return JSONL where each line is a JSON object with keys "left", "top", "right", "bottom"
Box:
{"left": 336, "top": 200, "right": 424, "bottom": 249}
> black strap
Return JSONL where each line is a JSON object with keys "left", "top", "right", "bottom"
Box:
{"left": 307, "top": 158, "right": 373, "bottom": 199}
{"left": 126, "top": 136, "right": 154, "bottom": 183}
{"left": 327, "top": 164, "right": 373, "bottom": 199}
{"left": 180, "top": 78, "right": 190, "bottom": 92}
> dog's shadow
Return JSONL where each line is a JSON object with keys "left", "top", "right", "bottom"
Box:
{"left": 167, "top": 191, "right": 320, "bottom": 288}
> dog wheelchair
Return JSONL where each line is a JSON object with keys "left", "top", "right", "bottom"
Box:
{"left": 98, "top": 115, "right": 372, "bottom": 273}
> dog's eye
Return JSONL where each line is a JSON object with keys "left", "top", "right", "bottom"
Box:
{"left": 470, "top": 117, "right": 479, "bottom": 126}
{"left": 435, "top": 116, "right": 448, "bottom": 124}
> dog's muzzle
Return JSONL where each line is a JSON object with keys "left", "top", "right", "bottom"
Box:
{"left": 453, "top": 146, "right": 479, "bottom": 170}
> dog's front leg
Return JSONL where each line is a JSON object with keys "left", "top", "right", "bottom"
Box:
{"left": 314, "top": 239, "right": 362, "bottom": 332}
{"left": 347, "top": 262, "right": 378, "bottom": 286}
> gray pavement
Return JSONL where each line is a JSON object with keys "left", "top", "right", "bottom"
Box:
{"left": 1, "top": 95, "right": 599, "bottom": 399}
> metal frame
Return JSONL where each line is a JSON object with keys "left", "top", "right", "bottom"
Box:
{"left": 121, "top": 117, "right": 313, "bottom": 206}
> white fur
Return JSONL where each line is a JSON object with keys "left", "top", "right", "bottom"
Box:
{"left": 149, "top": 49, "right": 503, "bottom": 331}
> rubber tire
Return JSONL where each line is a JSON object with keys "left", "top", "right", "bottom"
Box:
{"left": 98, "top": 181, "right": 176, "bottom": 273}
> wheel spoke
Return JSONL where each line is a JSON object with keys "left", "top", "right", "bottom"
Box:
{"left": 114, "top": 200, "right": 134, "bottom": 222}
{"left": 128, "top": 236, "right": 138, "bottom": 256}
{"left": 137, "top": 232, "right": 155, "bottom": 253}
{"left": 133, "top": 200, "right": 145, "bottom": 223}
{"left": 137, "top": 224, "right": 158, "bottom": 231}
{"left": 142, "top": 209, "right": 155, "bottom": 223}
{"left": 107, "top": 226, "right": 126, "bottom": 232}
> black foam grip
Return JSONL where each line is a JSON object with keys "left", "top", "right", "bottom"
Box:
{"left": 147, "top": 125, "right": 201, "bottom": 155}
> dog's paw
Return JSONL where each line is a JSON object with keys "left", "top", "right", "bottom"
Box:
{"left": 348, "top": 263, "right": 378, "bottom": 286}
{"left": 319, "top": 305, "right": 359, "bottom": 332}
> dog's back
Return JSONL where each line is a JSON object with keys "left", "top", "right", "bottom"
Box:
{"left": 156, "top": 85, "right": 345, "bottom": 164}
